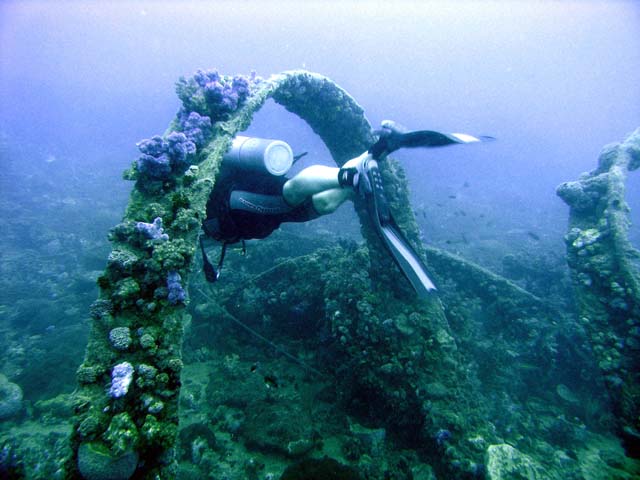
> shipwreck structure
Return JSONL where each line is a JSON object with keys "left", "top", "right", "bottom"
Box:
{"left": 68, "top": 69, "right": 426, "bottom": 479}
{"left": 557, "top": 129, "right": 640, "bottom": 451}
{"left": 67, "top": 70, "right": 640, "bottom": 479}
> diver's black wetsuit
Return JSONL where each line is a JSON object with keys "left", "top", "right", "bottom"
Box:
{"left": 203, "top": 168, "right": 318, "bottom": 243}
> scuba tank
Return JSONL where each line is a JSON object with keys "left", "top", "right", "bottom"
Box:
{"left": 201, "top": 136, "right": 296, "bottom": 282}
{"left": 223, "top": 136, "right": 294, "bottom": 177}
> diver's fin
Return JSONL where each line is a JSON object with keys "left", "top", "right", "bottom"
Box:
{"left": 364, "top": 158, "right": 436, "bottom": 297}
{"left": 379, "top": 218, "right": 437, "bottom": 295}
{"left": 370, "top": 124, "right": 493, "bottom": 160}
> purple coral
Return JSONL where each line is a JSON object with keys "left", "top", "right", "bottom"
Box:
{"left": 178, "top": 111, "right": 212, "bottom": 147}
{"left": 167, "top": 270, "right": 186, "bottom": 305}
{"left": 135, "top": 69, "right": 260, "bottom": 182}
{"left": 166, "top": 131, "right": 196, "bottom": 168}
{"left": 109, "top": 362, "right": 134, "bottom": 398}
{"left": 232, "top": 75, "right": 250, "bottom": 101}
{"left": 135, "top": 217, "right": 169, "bottom": 241}
{"left": 137, "top": 135, "right": 167, "bottom": 157}
{"left": 136, "top": 131, "right": 197, "bottom": 179}
{"left": 202, "top": 77, "right": 241, "bottom": 116}
{"left": 178, "top": 68, "right": 260, "bottom": 121}
{"left": 193, "top": 68, "right": 220, "bottom": 88}
{"left": 136, "top": 153, "right": 171, "bottom": 179}
{"left": 136, "top": 135, "right": 171, "bottom": 179}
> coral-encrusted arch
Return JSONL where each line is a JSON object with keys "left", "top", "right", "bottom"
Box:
{"left": 69, "top": 70, "right": 426, "bottom": 480}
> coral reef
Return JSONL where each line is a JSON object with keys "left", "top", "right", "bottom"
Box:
{"left": 2, "top": 67, "right": 631, "bottom": 480}
{"left": 0, "top": 374, "right": 23, "bottom": 420}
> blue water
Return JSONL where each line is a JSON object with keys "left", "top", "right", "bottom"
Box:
{"left": 2, "top": 1, "right": 638, "bottom": 196}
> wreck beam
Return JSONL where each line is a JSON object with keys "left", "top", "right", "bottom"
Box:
{"left": 557, "top": 128, "right": 640, "bottom": 446}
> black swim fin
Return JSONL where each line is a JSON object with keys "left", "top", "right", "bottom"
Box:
{"left": 363, "top": 158, "right": 436, "bottom": 297}
{"left": 370, "top": 120, "right": 493, "bottom": 160}
{"left": 358, "top": 121, "right": 493, "bottom": 295}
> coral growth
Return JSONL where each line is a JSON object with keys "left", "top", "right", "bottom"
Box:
{"left": 133, "top": 69, "right": 260, "bottom": 183}
{"left": 166, "top": 270, "right": 186, "bottom": 305}
{"left": 109, "top": 362, "right": 134, "bottom": 399}
{"left": 176, "top": 69, "right": 258, "bottom": 121}
{"left": 135, "top": 217, "right": 169, "bottom": 241}
{"left": 108, "top": 327, "right": 132, "bottom": 351}
{"left": 59, "top": 70, "right": 640, "bottom": 480}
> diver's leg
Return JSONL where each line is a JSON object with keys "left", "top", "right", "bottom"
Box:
{"left": 311, "top": 188, "right": 353, "bottom": 215}
{"left": 282, "top": 165, "right": 341, "bottom": 206}
{"left": 283, "top": 152, "right": 371, "bottom": 208}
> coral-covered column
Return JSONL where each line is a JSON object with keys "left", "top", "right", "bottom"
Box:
{"left": 557, "top": 128, "right": 640, "bottom": 449}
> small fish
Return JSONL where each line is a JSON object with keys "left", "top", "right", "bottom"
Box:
{"left": 250, "top": 362, "right": 260, "bottom": 373}
{"left": 463, "top": 181, "right": 470, "bottom": 188}
{"left": 527, "top": 231, "right": 540, "bottom": 241}
{"left": 446, "top": 235, "right": 468, "bottom": 245}
{"left": 263, "top": 375, "right": 279, "bottom": 389}
{"left": 448, "top": 195, "right": 457, "bottom": 199}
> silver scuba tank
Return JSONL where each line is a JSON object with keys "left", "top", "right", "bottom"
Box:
{"left": 223, "top": 136, "right": 294, "bottom": 176}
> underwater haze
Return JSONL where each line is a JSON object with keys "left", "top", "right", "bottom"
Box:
{"left": 1, "top": 1, "right": 640, "bottom": 479}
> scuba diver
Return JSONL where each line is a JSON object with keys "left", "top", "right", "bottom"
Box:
{"left": 201, "top": 121, "right": 492, "bottom": 297}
